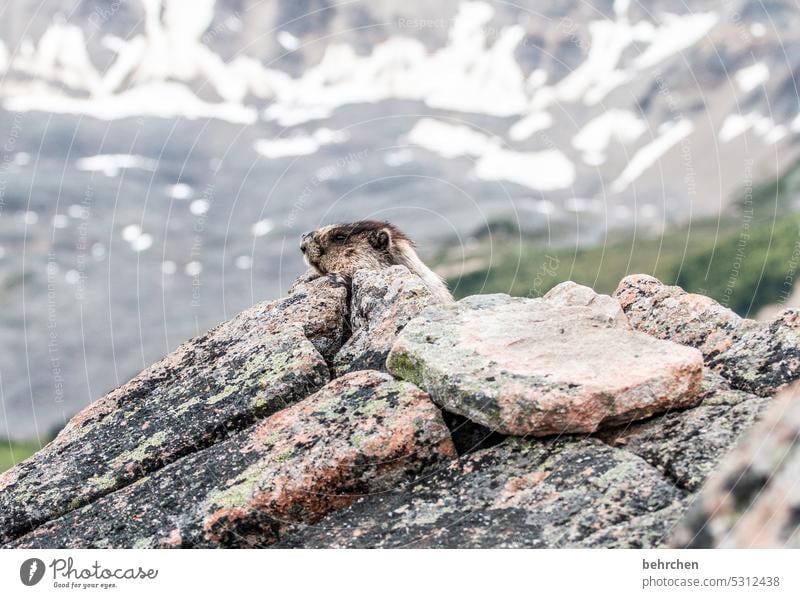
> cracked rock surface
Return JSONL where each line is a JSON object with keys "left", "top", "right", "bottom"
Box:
{"left": 0, "top": 276, "right": 348, "bottom": 545}
{"left": 333, "top": 266, "right": 437, "bottom": 376}
{"left": 2, "top": 270, "right": 797, "bottom": 548}
{"left": 277, "top": 437, "right": 686, "bottom": 548}
{"left": 615, "top": 274, "right": 800, "bottom": 395}
{"left": 672, "top": 381, "right": 800, "bottom": 548}
{"left": 9, "top": 371, "right": 454, "bottom": 548}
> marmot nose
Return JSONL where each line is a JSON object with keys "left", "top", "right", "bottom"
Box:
{"left": 300, "top": 231, "right": 312, "bottom": 253}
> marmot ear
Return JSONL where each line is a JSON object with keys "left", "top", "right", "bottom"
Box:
{"left": 368, "top": 227, "right": 392, "bottom": 251}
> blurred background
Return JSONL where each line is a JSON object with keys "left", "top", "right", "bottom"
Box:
{"left": 1, "top": 0, "right": 799, "bottom": 467}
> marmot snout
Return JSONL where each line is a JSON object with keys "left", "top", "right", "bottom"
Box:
{"left": 300, "top": 220, "right": 453, "bottom": 303}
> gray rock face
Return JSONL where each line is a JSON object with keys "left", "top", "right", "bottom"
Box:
{"left": 1, "top": 269, "right": 795, "bottom": 549}
{"left": 615, "top": 274, "right": 800, "bottom": 395}
{"left": 277, "top": 437, "right": 686, "bottom": 548}
{"left": 387, "top": 290, "right": 704, "bottom": 436}
{"left": 0, "top": 276, "right": 348, "bottom": 545}
{"left": 672, "top": 382, "right": 800, "bottom": 548}
{"left": 8, "top": 371, "right": 455, "bottom": 548}
{"left": 333, "top": 266, "right": 437, "bottom": 376}
{"left": 599, "top": 371, "right": 770, "bottom": 491}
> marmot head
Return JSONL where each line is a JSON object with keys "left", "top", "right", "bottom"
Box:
{"left": 300, "top": 220, "right": 412, "bottom": 277}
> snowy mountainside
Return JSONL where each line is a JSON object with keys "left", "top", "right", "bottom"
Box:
{"left": 0, "top": 0, "right": 799, "bottom": 439}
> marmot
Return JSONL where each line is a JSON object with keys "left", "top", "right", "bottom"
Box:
{"left": 299, "top": 220, "right": 453, "bottom": 303}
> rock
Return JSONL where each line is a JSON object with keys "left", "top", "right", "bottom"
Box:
{"left": 333, "top": 266, "right": 436, "bottom": 376}
{"left": 714, "top": 310, "right": 800, "bottom": 395}
{"left": 599, "top": 370, "right": 770, "bottom": 491}
{"left": 4, "top": 270, "right": 791, "bottom": 549}
{"left": 614, "top": 274, "right": 800, "bottom": 395}
{"left": 613, "top": 274, "right": 746, "bottom": 355}
{"left": 440, "top": 411, "right": 505, "bottom": 456}
{"left": 276, "top": 437, "right": 685, "bottom": 548}
{"left": 543, "top": 281, "right": 630, "bottom": 327}
{"left": 0, "top": 276, "right": 348, "bottom": 545}
{"left": 387, "top": 292, "right": 704, "bottom": 436}
{"left": 672, "top": 382, "right": 800, "bottom": 548}
{"left": 7, "top": 371, "right": 455, "bottom": 548}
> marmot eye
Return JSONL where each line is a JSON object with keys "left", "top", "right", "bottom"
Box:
{"left": 333, "top": 233, "right": 348, "bottom": 242}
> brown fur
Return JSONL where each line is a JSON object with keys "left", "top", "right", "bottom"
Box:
{"left": 300, "top": 221, "right": 453, "bottom": 303}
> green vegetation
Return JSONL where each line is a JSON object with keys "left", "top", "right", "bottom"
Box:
{"left": 440, "top": 162, "right": 800, "bottom": 317}
{"left": 0, "top": 439, "right": 42, "bottom": 473}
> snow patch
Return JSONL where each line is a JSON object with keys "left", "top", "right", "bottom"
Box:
{"left": 5, "top": 81, "right": 257, "bottom": 123}
{"left": 11, "top": 23, "right": 102, "bottom": 92}
{"left": 253, "top": 128, "right": 347, "bottom": 159}
{"left": 720, "top": 112, "right": 784, "bottom": 144}
{"left": 735, "top": 62, "right": 769, "bottom": 93}
{"left": 611, "top": 120, "right": 693, "bottom": 192}
{"left": 384, "top": 149, "right": 414, "bottom": 166}
{"left": 750, "top": 23, "right": 766, "bottom": 38}
{"left": 407, "top": 118, "right": 491, "bottom": 159}
{"left": 251, "top": 219, "right": 274, "bottom": 237}
{"left": 508, "top": 112, "right": 553, "bottom": 141}
{"left": 75, "top": 154, "right": 157, "bottom": 177}
{"left": 572, "top": 110, "right": 647, "bottom": 165}
{"left": 408, "top": 118, "right": 574, "bottom": 191}
{"left": 261, "top": 2, "right": 529, "bottom": 125}
{"left": 277, "top": 31, "right": 300, "bottom": 52}
{"left": 235, "top": 255, "right": 252, "bottom": 270}
{"left": 168, "top": 183, "right": 193, "bottom": 200}
{"left": 633, "top": 12, "right": 718, "bottom": 70}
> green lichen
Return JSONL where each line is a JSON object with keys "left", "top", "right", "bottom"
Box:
{"left": 261, "top": 431, "right": 282, "bottom": 447}
{"left": 132, "top": 537, "right": 153, "bottom": 549}
{"left": 276, "top": 448, "right": 294, "bottom": 463}
{"left": 207, "top": 385, "right": 238, "bottom": 406}
{"left": 361, "top": 398, "right": 389, "bottom": 417}
{"left": 386, "top": 350, "right": 421, "bottom": 384}
{"left": 86, "top": 473, "right": 117, "bottom": 492}
{"left": 111, "top": 430, "right": 169, "bottom": 467}
{"left": 208, "top": 465, "right": 264, "bottom": 509}
{"left": 174, "top": 395, "right": 203, "bottom": 416}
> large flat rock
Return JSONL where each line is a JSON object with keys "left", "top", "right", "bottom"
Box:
{"left": 0, "top": 276, "right": 349, "bottom": 545}
{"left": 7, "top": 371, "right": 455, "bottom": 548}
{"left": 615, "top": 274, "right": 800, "bottom": 395}
{"left": 387, "top": 288, "right": 704, "bottom": 436}
{"left": 276, "top": 437, "right": 686, "bottom": 548}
